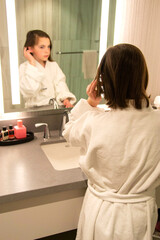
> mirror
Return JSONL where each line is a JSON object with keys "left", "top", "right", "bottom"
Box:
{"left": 0, "top": 0, "right": 102, "bottom": 113}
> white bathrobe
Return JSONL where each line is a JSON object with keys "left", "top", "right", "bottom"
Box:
{"left": 19, "top": 60, "right": 76, "bottom": 108}
{"left": 63, "top": 99, "right": 160, "bottom": 240}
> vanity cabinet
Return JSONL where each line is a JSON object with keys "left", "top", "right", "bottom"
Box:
{"left": 0, "top": 127, "right": 87, "bottom": 240}
{"left": 0, "top": 189, "right": 85, "bottom": 240}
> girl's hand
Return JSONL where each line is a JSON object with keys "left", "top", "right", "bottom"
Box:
{"left": 87, "top": 79, "right": 102, "bottom": 107}
{"left": 23, "top": 47, "right": 35, "bottom": 66}
{"left": 63, "top": 99, "right": 74, "bottom": 108}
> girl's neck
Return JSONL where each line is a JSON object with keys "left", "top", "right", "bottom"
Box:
{"left": 41, "top": 61, "right": 46, "bottom": 67}
{"left": 38, "top": 60, "right": 46, "bottom": 68}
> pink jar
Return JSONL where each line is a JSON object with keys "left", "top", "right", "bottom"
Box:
{"left": 14, "top": 120, "right": 27, "bottom": 139}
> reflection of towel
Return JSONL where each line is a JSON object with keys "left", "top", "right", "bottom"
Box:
{"left": 82, "top": 50, "right": 98, "bottom": 79}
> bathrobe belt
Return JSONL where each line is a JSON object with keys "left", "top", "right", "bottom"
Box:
{"left": 87, "top": 184, "right": 155, "bottom": 239}
{"left": 88, "top": 184, "right": 155, "bottom": 203}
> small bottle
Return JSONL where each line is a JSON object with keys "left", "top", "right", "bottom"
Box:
{"left": 14, "top": 120, "right": 27, "bottom": 139}
{"left": 1, "top": 126, "right": 9, "bottom": 141}
{"left": 8, "top": 125, "right": 15, "bottom": 140}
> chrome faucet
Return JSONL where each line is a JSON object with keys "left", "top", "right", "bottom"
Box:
{"left": 60, "top": 110, "right": 69, "bottom": 137}
{"left": 49, "top": 98, "right": 59, "bottom": 109}
{"left": 35, "top": 123, "right": 50, "bottom": 140}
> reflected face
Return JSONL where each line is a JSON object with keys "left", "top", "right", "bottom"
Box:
{"left": 31, "top": 37, "right": 51, "bottom": 64}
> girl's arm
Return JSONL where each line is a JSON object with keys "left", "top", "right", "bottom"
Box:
{"left": 19, "top": 62, "right": 44, "bottom": 98}
{"left": 62, "top": 99, "right": 93, "bottom": 147}
{"left": 63, "top": 80, "right": 103, "bottom": 146}
{"left": 53, "top": 63, "right": 76, "bottom": 106}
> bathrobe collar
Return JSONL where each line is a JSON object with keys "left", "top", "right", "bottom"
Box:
{"left": 35, "top": 60, "right": 49, "bottom": 71}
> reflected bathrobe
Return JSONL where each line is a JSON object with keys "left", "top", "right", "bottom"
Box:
{"left": 19, "top": 60, "right": 76, "bottom": 108}
{"left": 63, "top": 99, "right": 160, "bottom": 240}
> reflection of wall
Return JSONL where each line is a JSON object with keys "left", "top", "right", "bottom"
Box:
{"left": 114, "top": 0, "right": 160, "bottom": 102}
{"left": 59, "top": 0, "right": 101, "bottom": 101}
{"left": 15, "top": 0, "right": 101, "bottom": 103}
{"left": 15, "top": 0, "right": 62, "bottom": 65}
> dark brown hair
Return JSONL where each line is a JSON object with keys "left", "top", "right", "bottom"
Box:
{"left": 24, "top": 30, "right": 53, "bottom": 61}
{"left": 96, "top": 43, "right": 149, "bottom": 109}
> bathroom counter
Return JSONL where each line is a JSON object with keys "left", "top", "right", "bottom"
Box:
{"left": 0, "top": 132, "right": 87, "bottom": 205}
{"left": 0, "top": 131, "right": 159, "bottom": 206}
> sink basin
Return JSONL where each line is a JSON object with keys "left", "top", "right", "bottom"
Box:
{"left": 41, "top": 141, "right": 80, "bottom": 170}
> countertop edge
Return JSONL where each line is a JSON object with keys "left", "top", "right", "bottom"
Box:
{"left": 0, "top": 179, "right": 87, "bottom": 205}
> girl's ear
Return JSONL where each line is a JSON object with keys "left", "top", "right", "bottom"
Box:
{"left": 28, "top": 46, "right": 33, "bottom": 53}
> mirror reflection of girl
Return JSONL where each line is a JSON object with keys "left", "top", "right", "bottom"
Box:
{"left": 19, "top": 30, "right": 76, "bottom": 108}
{"left": 63, "top": 44, "right": 160, "bottom": 240}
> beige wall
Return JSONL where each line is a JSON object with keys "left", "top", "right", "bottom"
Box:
{"left": 114, "top": 0, "right": 160, "bottom": 103}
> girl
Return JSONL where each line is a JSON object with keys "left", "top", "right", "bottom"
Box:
{"left": 63, "top": 44, "right": 160, "bottom": 240}
{"left": 19, "top": 30, "right": 76, "bottom": 108}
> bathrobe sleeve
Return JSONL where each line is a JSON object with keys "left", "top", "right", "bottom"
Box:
{"left": 19, "top": 62, "right": 45, "bottom": 98}
{"left": 63, "top": 99, "right": 103, "bottom": 149}
{"left": 53, "top": 62, "right": 76, "bottom": 105}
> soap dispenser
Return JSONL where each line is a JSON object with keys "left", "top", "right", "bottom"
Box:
{"left": 14, "top": 120, "right": 27, "bottom": 139}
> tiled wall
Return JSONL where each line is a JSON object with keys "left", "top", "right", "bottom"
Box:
{"left": 57, "top": 0, "right": 101, "bottom": 101}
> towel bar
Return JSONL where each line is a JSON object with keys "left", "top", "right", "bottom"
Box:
{"left": 56, "top": 51, "right": 99, "bottom": 55}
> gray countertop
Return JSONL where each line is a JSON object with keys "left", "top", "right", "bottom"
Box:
{"left": 0, "top": 131, "right": 87, "bottom": 204}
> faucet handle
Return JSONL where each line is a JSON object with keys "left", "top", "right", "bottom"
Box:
{"left": 35, "top": 123, "right": 50, "bottom": 140}
{"left": 35, "top": 123, "right": 47, "bottom": 128}
{"left": 49, "top": 98, "right": 59, "bottom": 109}
{"left": 60, "top": 110, "right": 69, "bottom": 137}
